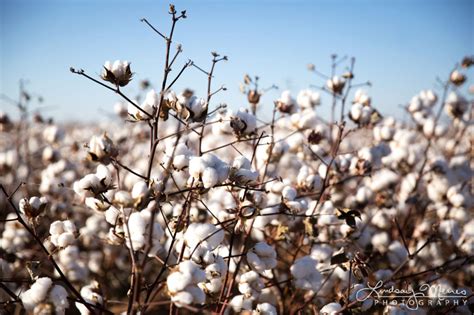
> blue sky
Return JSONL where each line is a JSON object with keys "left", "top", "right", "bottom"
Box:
{"left": 1, "top": 0, "right": 472, "bottom": 121}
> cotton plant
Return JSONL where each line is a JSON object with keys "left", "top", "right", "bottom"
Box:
{"left": 1, "top": 10, "right": 473, "bottom": 315}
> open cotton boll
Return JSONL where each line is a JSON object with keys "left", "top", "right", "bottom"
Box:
{"left": 438, "top": 219, "right": 461, "bottom": 242}
{"left": 167, "top": 271, "right": 193, "bottom": 293}
{"left": 320, "top": 302, "right": 343, "bottom": 315}
{"left": 127, "top": 99, "right": 148, "bottom": 121}
{"left": 290, "top": 256, "right": 323, "bottom": 291}
{"left": 297, "top": 89, "right": 320, "bottom": 108}
{"left": 247, "top": 242, "right": 277, "bottom": 272}
{"left": 125, "top": 212, "right": 147, "bottom": 250}
{"left": 76, "top": 282, "right": 103, "bottom": 315}
{"left": 57, "top": 232, "right": 75, "bottom": 248}
{"left": 131, "top": 181, "right": 149, "bottom": 200}
{"left": 21, "top": 277, "right": 53, "bottom": 309}
{"left": 171, "top": 291, "right": 194, "bottom": 307}
{"left": 387, "top": 241, "right": 408, "bottom": 268}
{"left": 179, "top": 261, "right": 207, "bottom": 283}
{"left": 371, "top": 232, "right": 390, "bottom": 253}
{"left": 254, "top": 302, "right": 277, "bottom": 315}
{"left": 85, "top": 197, "right": 109, "bottom": 212}
{"left": 231, "top": 108, "right": 257, "bottom": 135}
{"left": 50, "top": 221, "right": 65, "bottom": 235}
{"left": 19, "top": 196, "right": 48, "bottom": 218}
{"left": 238, "top": 271, "right": 264, "bottom": 298}
{"left": 49, "top": 220, "right": 77, "bottom": 248}
{"left": 49, "top": 284, "right": 69, "bottom": 313}
{"left": 184, "top": 223, "right": 224, "bottom": 250}
{"left": 326, "top": 76, "right": 345, "bottom": 94}
{"left": 202, "top": 167, "right": 219, "bottom": 189}
{"left": 310, "top": 244, "right": 333, "bottom": 263}
{"left": 282, "top": 186, "right": 297, "bottom": 201}
{"left": 230, "top": 294, "right": 254, "bottom": 312}
{"left": 189, "top": 153, "right": 229, "bottom": 188}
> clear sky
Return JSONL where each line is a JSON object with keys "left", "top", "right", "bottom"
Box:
{"left": 1, "top": 0, "right": 473, "bottom": 121}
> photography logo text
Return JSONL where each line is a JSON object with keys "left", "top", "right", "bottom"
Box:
{"left": 356, "top": 280, "right": 469, "bottom": 310}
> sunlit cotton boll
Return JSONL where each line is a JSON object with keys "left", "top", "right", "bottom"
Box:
{"left": 184, "top": 222, "right": 224, "bottom": 251}
{"left": 229, "top": 156, "right": 258, "bottom": 185}
{"left": 49, "top": 220, "right": 77, "bottom": 248}
{"left": 128, "top": 98, "right": 149, "bottom": 121}
{"left": 167, "top": 260, "right": 206, "bottom": 307}
{"left": 76, "top": 281, "right": 103, "bottom": 315}
{"left": 326, "top": 76, "right": 346, "bottom": 94}
{"left": 320, "top": 302, "right": 343, "bottom": 315}
{"left": 101, "top": 60, "right": 132, "bottom": 87}
{"left": 231, "top": 108, "right": 257, "bottom": 135}
{"left": 253, "top": 303, "right": 278, "bottom": 315}
{"left": 246, "top": 242, "right": 277, "bottom": 273}
{"left": 19, "top": 196, "right": 48, "bottom": 218}
{"left": 238, "top": 271, "right": 264, "bottom": 298}
{"left": 21, "top": 277, "right": 69, "bottom": 314}
{"left": 290, "top": 256, "right": 323, "bottom": 291}
{"left": 188, "top": 153, "right": 229, "bottom": 188}
{"left": 297, "top": 89, "right": 320, "bottom": 108}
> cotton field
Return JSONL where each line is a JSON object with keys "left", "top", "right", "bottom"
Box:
{"left": 1, "top": 4, "right": 473, "bottom": 315}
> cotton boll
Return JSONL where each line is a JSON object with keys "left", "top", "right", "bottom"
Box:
{"left": 438, "top": 219, "right": 461, "bottom": 243}
{"left": 202, "top": 167, "right": 219, "bottom": 189}
{"left": 326, "top": 76, "right": 345, "bottom": 94}
{"left": 76, "top": 282, "right": 102, "bottom": 315}
{"left": 297, "top": 89, "right": 320, "bottom": 108}
{"left": 85, "top": 197, "right": 109, "bottom": 212}
{"left": 291, "top": 256, "right": 323, "bottom": 291}
{"left": 185, "top": 223, "right": 224, "bottom": 250}
{"left": 423, "top": 118, "right": 435, "bottom": 137}
{"left": 57, "top": 232, "right": 75, "bottom": 248}
{"left": 254, "top": 302, "right": 277, "bottom": 315}
{"left": 126, "top": 212, "right": 147, "bottom": 250}
{"left": 247, "top": 242, "right": 277, "bottom": 272}
{"left": 355, "top": 186, "right": 373, "bottom": 204}
{"left": 239, "top": 271, "right": 264, "bottom": 298}
{"left": 350, "top": 103, "right": 363, "bottom": 121}
{"left": 114, "top": 191, "right": 133, "bottom": 206}
{"left": 320, "top": 302, "right": 342, "bottom": 315}
{"left": 276, "top": 90, "right": 296, "bottom": 113}
{"left": 231, "top": 108, "right": 257, "bottom": 135}
{"left": 371, "top": 232, "right": 390, "bottom": 253}
{"left": 387, "top": 241, "right": 408, "bottom": 268}
{"left": 310, "top": 244, "right": 333, "bottom": 264}
{"left": 282, "top": 186, "right": 297, "bottom": 201}
{"left": 21, "top": 277, "right": 53, "bottom": 311}
{"left": 171, "top": 291, "right": 194, "bottom": 307}
{"left": 50, "top": 284, "right": 69, "bottom": 313}
{"left": 131, "top": 181, "right": 149, "bottom": 200}
{"left": 185, "top": 285, "right": 206, "bottom": 304}
{"left": 167, "top": 271, "right": 193, "bottom": 293}
{"left": 50, "top": 221, "right": 65, "bottom": 235}
{"left": 230, "top": 294, "right": 254, "bottom": 312}
{"left": 62, "top": 220, "right": 76, "bottom": 234}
